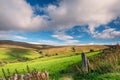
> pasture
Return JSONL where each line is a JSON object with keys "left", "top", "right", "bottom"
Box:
{"left": 0, "top": 51, "right": 101, "bottom": 79}
{"left": 0, "top": 41, "right": 119, "bottom": 80}
{"left": 0, "top": 48, "right": 40, "bottom": 62}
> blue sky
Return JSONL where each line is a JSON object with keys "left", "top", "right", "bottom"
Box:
{"left": 0, "top": 0, "right": 120, "bottom": 45}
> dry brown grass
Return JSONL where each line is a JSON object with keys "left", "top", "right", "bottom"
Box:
{"left": 88, "top": 45, "right": 120, "bottom": 73}
{"left": 42, "top": 45, "right": 108, "bottom": 55}
{"left": 0, "top": 40, "right": 108, "bottom": 56}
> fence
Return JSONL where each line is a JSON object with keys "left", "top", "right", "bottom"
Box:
{"left": 1, "top": 65, "right": 49, "bottom": 80}
{"left": 81, "top": 52, "right": 90, "bottom": 75}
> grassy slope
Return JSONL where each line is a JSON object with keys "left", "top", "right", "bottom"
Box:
{"left": 0, "top": 51, "right": 101, "bottom": 78}
{"left": 0, "top": 48, "right": 40, "bottom": 62}
{"left": 0, "top": 44, "right": 108, "bottom": 62}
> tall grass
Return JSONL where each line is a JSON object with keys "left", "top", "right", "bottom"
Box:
{"left": 74, "top": 44, "right": 120, "bottom": 80}
{"left": 89, "top": 45, "right": 120, "bottom": 74}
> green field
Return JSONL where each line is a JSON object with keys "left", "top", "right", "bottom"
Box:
{"left": 0, "top": 48, "right": 40, "bottom": 62}
{"left": 0, "top": 41, "right": 119, "bottom": 80}
{"left": 74, "top": 72, "right": 120, "bottom": 80}
{"left": 0, "top": 51, "right": 101, "bottom": 79}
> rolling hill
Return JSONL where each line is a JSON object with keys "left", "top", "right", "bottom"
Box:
{"left": 0, "top": 40, "right": 53, "bottom": 49}
{"left": 0, "top": 40, "right": 108, "bottom": 63}
{"left": 0, "top": 40, "right": 52, "bottom": 62}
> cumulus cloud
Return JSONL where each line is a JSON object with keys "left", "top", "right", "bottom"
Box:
{"left": 0, "top": 0, "right": 48, "bottom": 31}
{"left": 93, "top": 28, "right": 120, "bottom": 39}
{"left": 46, "top": 0, "right": 120, "bottom": 33}
{"left": 0, "top": 0, "right": 120, "bottom": 41}
{"left": 1, "top": 0, "right": 120, "bottom": 32}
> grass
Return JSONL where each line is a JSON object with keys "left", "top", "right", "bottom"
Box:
{"left": 0, "top": 51, "right": 101, "bottom": 78}
{"left": 41, "top": 45, "right": 107, "bottom": 55}
{"left": 73, "top": 45, "right": 120, "bottom": 80}
{"left": 96, "top": 73, "right": 120, "bottom": 80}
{"left": 0, "top": 44, "right": 108, "bottom": 62}
{"left": 74, "top": 72, "right": 120, "bottom": 80}
{"left": 0, "top": 48, "right": 40, "bottom": 62}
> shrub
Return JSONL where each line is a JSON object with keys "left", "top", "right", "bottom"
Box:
{"left": 55, "top": 53, "right": 58, "bottom": 55}
{"left": 71, "top": 47, "right": 75, "bottom": 52}
{"left": 45, "top": 54, "right": 51, "bottom": 57}
{"left": 90, "top": 49, "right": 94, "bottom": 52}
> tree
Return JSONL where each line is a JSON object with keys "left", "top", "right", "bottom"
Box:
{"left": 71, "top": 47, "right": 75, "bottom": 52}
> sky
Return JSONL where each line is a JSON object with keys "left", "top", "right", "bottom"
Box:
{"left": 0, "top": 0, "right": 120, "bottom": 45}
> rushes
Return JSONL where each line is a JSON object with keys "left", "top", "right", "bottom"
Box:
{"left": 88, "top": 44, "right": 120, "bottom": 73}
{"left": 1, "top": 66, "right": 49, "bottom": 80}
{"left": 76, "top": 44, "right": 120, "bottom": 77}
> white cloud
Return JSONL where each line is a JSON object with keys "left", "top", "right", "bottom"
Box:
{"left": 65, "top": 40, "right": 79, "bottom": 44}
{"left": 93, "top": 28, "right": 120, "bottom": 39}
{"left": 52, "top": 34, "right": 73, "bottom": 41}
{"left": 0, "top": 0, "right": 120, "bottom": 41}
{"left": 52, "top": 31, "right": 80, "bottom": 44}
{"left": 114, "top": 20, "right": 120, "bottom": 25}
{"left": 46, "top": 0, "right": 120, "bottom": 33}
{"left": 78, "top": 42, "right": 119, "bottom": 45}
{"left": 29, "top": 40, "right": 61, "bottom": 45}
{"left": 38, "top": 40, "right": 59, "bottom": 45}
{"left": 1, "top": 0, "right": 120, "bottom": 33}
{"left": 13, "top": 36, "right": 27, "bottom": 40}
{"left": 0, "top": 0, "right": 48, "bottom": 31}
{"left": 0, "top": 31, "right": 27, "bottom": 40}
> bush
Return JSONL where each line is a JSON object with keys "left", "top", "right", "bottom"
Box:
{"left": 75, "top": 53, "right": 79, "bottom": 55}
{"left": 71, "top": 47, "right": 75, "bottom": 52}
{"left": 90, "top": 49, "right": 94, "bottom": 52}
{"left": 55, "top": 53, "right": 58, "bottom": 55}
{"left": 39, "top": 51, "right": 43, "bottom": 54}
{"left": 45, "top": 54, "right": 51, "bottom": 57}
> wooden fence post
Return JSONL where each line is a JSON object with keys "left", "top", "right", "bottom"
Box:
{"left": 81, "top": 52, "right": 89, "bottom": 74}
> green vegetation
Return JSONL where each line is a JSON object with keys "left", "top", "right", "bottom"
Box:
{"left": 0, "top": 41, "right": 119, "bottom": 80}
{"left": 72, "top": 45, "right": 120, "bottom": 80}
{"left": 0, "top": 51, "right": 101, "bottom": 78}
{"left": 74, "top": 72, "right": 120, "bottom": 80}
{"left": 0, "top": 48, "right": 40, "bottom": 62}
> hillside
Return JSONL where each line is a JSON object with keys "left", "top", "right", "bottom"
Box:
{"left": 0, "top": 40, "right": 47, "bottom": 63}
{"left": 0, "top": 40, "right": 108, "bottom": 63}
{"left": 0, "top": 40, "right": 116, "bottom": 80}
{"left": 41, "top": 45, "right": 108, "bottom": 55}
{"left": 70, "top": 44, "right": 120, "bottom": 80}
{"left": 0, "top": 40, "right": 53, "bottom": 49}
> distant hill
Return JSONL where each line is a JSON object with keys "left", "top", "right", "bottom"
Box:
{"left": 41, "top": 45, "right": 109, "bottom": 55}
{"left": 0, "top": 40, "right": 54, "bottom": 62}
{"left": 0, "top": 40, "right": 109, "bottom": 54}
{"left": 0, "top": 40, "right": 53, "bottom": 49}
{"left": 0, "top": 40, "right": 109, "bottom": 62}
